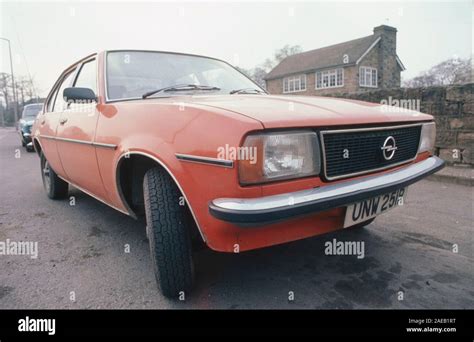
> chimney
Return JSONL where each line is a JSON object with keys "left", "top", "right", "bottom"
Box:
{"left": 373, "top": 25, "right": 399, "bottom": 88}
{"left": 373, "top": 25, "right": 397, "bottom": 54}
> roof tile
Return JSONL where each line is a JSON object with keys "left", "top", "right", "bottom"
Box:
{"left": 264, "top": 35, "right": 379, "bottom": 80}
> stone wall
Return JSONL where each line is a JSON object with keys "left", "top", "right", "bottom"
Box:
{"left": 325, "top": 83, "right": 474, "bottom": 165}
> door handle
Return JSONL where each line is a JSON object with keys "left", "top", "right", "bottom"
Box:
{"left": 59, "top": 118, "right": 68, "bottom": 125}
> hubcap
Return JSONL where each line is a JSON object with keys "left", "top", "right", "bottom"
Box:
{"left": 43, "top": 160, "right": 51, "bottom": 191}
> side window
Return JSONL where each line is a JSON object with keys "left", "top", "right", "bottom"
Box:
{"left": 74, "top": 59, "right": 97, "bottom": 94}
{"left": 46, "top": 87, "right": 59, "bottom": 113}
{"left": 52, "top": 71, "right": 75, "bottom": 112}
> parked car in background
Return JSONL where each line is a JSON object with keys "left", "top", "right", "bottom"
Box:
{"left": 32, "top": 50, "right": 444, "bottom": 298}
{"left": 19, "top": 103, "right": 43, "bottom": 151}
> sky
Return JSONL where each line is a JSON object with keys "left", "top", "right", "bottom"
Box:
{"left": 0, "top": 0, "right": 472, "bottom": 97}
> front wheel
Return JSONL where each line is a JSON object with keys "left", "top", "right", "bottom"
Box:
{"left": 40, "top": 152, "right": 69, "bottom": 199}
{"left": 143, "top": 167, "right": 195, "bottom": 298}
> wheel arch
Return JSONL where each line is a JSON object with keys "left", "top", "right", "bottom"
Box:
{"left": 115, "top": 151, "right": 206, "bottom": 242}
{"left": 33, "top": 137, "right": 43, "bottom": 156}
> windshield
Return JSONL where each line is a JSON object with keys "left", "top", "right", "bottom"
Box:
{"left": 22, "top": 105, "right": 42, "bottom": 119}
{"left": 106, "top": 51, "right": 264, "bottom": 101}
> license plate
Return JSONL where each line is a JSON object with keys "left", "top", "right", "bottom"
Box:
{"left": 343, "top": 187, "right": 407, "bottom": 228}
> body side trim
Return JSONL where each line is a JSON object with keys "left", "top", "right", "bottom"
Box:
{"left": 175, "top": 153, "right": 234, "bottom": 168}
{"left": 38, "top": 135, "right": 117, "bottom": 149}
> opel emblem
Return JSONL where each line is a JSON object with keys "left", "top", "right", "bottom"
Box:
{"left": 381, "top": 136, "right": 397, "bottom": 160}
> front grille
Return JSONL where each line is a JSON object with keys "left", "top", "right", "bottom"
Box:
{"left": 321, "top": 124, "right": 422, "bottom": 180}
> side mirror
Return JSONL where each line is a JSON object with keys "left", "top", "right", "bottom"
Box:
{"left": 63, "top": 87, "right": 97, "bottom": 103}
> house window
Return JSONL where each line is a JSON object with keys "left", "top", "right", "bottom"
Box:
{"left": 283, "top": 74, "right": 307, "bottom": 93}
{"left": 315, "top": 68, "right": 344, "bottom": 89}
{"left": 359, "top": 66, "right": 378, "bottom": 88}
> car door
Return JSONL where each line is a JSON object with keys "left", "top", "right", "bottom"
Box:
{"left": 55, "top": 57, "right": 109, "bottom": 201}
{"left": 36, "top": 69, "right": 77, "bottom": 179}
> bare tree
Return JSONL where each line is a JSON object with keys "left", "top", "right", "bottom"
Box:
{"left": 251, "top": 67, "right": 268, "bottom": 88}
{"left": 0, "top": 72, "right": 12, "bottom": 127}
{"left": 0, "top": 72, "right": 39, "bottom": 126}
{"left": 274, "top": 45, "right": 303, "bottom": 65}
{"left": 16, "top": 77, "right": 37, "bottom": 105}
{"left": 403, "top": 57, "right": 472, "bottom": 87}
{"left": 261, "top": 45, "right": 303, "bottom": 71}
{"left": 0, "top": 72, "right": 11, "bottom": 111}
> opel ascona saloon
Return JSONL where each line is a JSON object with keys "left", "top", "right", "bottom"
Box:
{"left": 32, "top": 50, "right": 445, "bottom": 298}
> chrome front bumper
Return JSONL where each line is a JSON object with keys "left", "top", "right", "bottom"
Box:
{"left": 209, "top": 157, "right": 445, "bottom": 226}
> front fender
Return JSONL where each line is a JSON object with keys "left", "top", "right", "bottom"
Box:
{"left": 94, "top": 101, "right": 263, "bottom": 249}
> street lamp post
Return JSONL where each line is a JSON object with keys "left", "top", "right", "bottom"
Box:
{"left": 0, "top": 37, "right": 19, "bottom": 126}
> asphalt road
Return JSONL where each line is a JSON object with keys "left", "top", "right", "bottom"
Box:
{"left": 0, "top": 127, "right": 473, "bottom": 309}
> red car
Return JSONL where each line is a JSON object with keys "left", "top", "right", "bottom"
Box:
{"left": 32, "top": 50, "right": 444, "bottom": 297}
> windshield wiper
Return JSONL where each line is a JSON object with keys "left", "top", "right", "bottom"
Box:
{"left": 229, "top": 88, "right": 266, "bottom": 95}
{"left": 142, "top": 84, "right": 221, "bottom": 99}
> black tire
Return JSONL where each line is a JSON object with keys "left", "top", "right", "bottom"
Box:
{"left": 40, "top": 152, "right": 69, "bottom": 199}
{"left": 26, "top": 145, "right": 34, "bottom": 152}
{"left": 347, "top": 217, "right": 375, "bottom": 229}
{"left": 143, "top": 167, "right": 195, "bottom": 298}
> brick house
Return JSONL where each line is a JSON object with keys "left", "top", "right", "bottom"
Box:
{"left": 264, "top": 25, "right": 406, "bottom": 95}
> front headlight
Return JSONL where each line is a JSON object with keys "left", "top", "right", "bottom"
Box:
{"left": 418, "top": 122, "right": 436, "bottom": 153}
{"left": 239, "top": 131, "right": 320, "bottom": 185}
